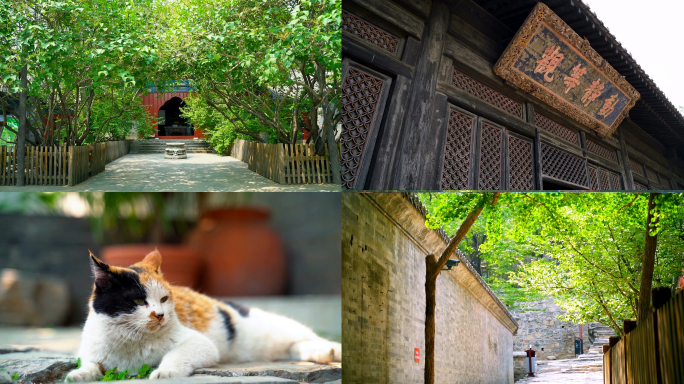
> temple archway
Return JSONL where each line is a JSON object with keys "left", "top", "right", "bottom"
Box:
{"left": 158, "top": 97, "right": 193, "bottom": 137}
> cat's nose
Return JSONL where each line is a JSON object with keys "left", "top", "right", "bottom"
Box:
{"left": 155, "top": 313, "right": 164, "bottom": 320}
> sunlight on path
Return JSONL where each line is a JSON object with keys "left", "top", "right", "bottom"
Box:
{"left": 0, "top": 154, "right": 340, "bottom": 192}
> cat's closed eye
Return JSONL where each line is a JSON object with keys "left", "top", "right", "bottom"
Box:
{"left": 161, "top": 296, "right": 169, "bottom": 303}
{"left": 134, "top": 299, "right": 145, "bottom": 305}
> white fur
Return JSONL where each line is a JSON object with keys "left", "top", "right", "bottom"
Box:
{"left": 68, "top": 281, "right": 340, "bottom": 382}
{"left": 67, "top": 282, "right": 219, "bottom": 382}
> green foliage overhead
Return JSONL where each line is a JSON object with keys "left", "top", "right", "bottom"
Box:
{"left": 419, "top": 192, "right": 684, "bottom": 335}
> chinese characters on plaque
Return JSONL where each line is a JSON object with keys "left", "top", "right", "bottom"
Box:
{"left": 493, "top": 3, "right": 639, "bottom": 136}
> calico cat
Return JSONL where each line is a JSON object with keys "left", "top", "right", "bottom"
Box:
{"left": 66, "top": 250, "right": 341, "bottom": 381}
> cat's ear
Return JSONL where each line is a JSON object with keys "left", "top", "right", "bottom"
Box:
{"left": 89, "top": 250, "right": 112, "bottom": 282}
{"left": 141, "top": 249, "right": 162, "bottom": 274}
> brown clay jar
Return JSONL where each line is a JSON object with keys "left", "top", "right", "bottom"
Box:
{"left": 185, "top": 208, "right": 286, "bottom": 297}
{"left": 101, "top": 244, "right": 203, "bottom": 290}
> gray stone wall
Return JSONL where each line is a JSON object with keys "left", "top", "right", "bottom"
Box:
{"left": 511, "top": 298, "right": 589, "bottom": 360}
{"left": 342, "top": 193, "right": 517, "bottom": 384}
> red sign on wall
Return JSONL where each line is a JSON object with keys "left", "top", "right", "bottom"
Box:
{"left": 414, "top": 348, "right": 420, "bottom": 363}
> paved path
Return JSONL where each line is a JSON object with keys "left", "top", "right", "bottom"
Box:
{"left": 0, "top": 154, "right": 340, "bottom": 192}
{"left": 516, "top": 355, "right": 603, "bottom": 384}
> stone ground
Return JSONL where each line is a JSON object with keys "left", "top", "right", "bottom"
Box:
{"left": 0, "top": 327, "right": 340, "bottom": 384}
{"left": 516, "top": 337, "right": 606, "bottom": 384}
{"left": 0, "top": 154, "right": 340, "bottom": 192}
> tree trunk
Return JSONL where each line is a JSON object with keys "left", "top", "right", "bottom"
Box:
{"left": 424, "top": 193, "right": 500, "bottom": 384}
{"left": 424, "top": 254, "right": 438, "bottom": 384}
{"left": 16, "top": 65, "right": 27, "bottom": 186}
{"left": 637, "top": 192, "right": 660, "bottom": 323}
{"left": 325, "top": 119, "right": 341, "bottom": 185}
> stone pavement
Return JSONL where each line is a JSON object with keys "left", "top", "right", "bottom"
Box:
{"left": 0, "top": 328, "right": 340, "bottom": 384}
{"left": 0, "top": 154, "right": 340, "bottom": 192}
{"left": 515, "top": 354, "right": 603, "bottom": 384}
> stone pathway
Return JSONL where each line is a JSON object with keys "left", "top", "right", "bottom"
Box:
{"left": 515, "top": 354, "right": 604, "bottom": 383}
{"left": 0, "top": 154, "right": 340, "bottom": 192}
{"left": 516, "top": 330, "right": 611, "bottom": 384}
{"left": 0, "top": 328, "right": 340, "bottom": 384}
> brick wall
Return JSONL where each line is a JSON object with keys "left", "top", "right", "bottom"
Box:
{"left": 512, "top": 298, "right": 590, "bottom": 359}
{"left": 343, "top": 193, "right": 518, "bottom": 384}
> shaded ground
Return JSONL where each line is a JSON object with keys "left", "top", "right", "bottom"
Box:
{"left": 516, "top": 355, "right": 603, "bottom": 384}
{"left": 0, "top": 154, "right": 340, "bottom": 192}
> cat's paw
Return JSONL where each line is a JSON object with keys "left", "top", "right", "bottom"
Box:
{"left": 149, "top": 367, "right": 188, "bottom": 380}
{"left": 65, "top": 366, "right": 101, "bottom": 383}
{"left": 290, "top": 339, "right": 335, "bottom": 364}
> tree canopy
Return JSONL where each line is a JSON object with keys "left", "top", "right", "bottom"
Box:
{"left": 0, "top": 0, "right": 341, "bottom": 168}
{"left": 419, "top": 192, "right": 684, "bottom": 335}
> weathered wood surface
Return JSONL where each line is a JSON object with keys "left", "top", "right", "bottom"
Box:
{"left": 342, "top": 0, "right": 684, "bottom": 190}
{"left": 0, "top": 141, "right": 129, "bottom": 187}
{"left": 603, "top": 291, "right": 684, "bottom": 384}
{"left": 395, "top": 2, "right": 449, "bottom": 190}
{"left": 232, "top": 140, "right": 333, "bottom": 185}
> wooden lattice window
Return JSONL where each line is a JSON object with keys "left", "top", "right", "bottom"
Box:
{"left": 659, "top": 174, "right": 671, "bottom": 189}
{"left": 509, "top": 135, "right": 534, "bottom": 190}
{"left": 441, "top": 107, "right": 474, "bottom": 190}
{"left": 610, "top": 172, "right": 622, "bottom": 190}
{"left": 340, "top": 65, "right": 388, "bottom": 190}
{"left": 589, "top": 165, "right": 622, "bottom": 190}
{"left": 541, "top": 143, "right": 589, "bottom": 188}
{"left": 645, "top": 167, "right": 659, "bottom": 183}
{"left": 629, "top": 160, "right": 645, "bottom": 177}
{"left": 479, "top": 123, "right": 503, "bottom": 190}
{"left": 341, "top": 11, "right": 399, "bottom": 54}
{"left": 588, "top": 165, "right": 598, "bottom": 189}
{"left": 587, "top": 140, "right": 618, "bottom": 163}
{"left": 534, "top": 112, "right": 579, "bottom": 146}
{"left": 452, "top": 70, "right": 522, "bottom": 118}
{"left": 634, "top": 182, "right": 649, "bottom": 190}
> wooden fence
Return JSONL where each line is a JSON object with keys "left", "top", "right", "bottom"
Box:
{"left": 603, "top": 290, "right": 684, "bottom": 384}
{"left": 231, "top": 140, "right": 334, "bottom": 184}
{"left": 0, "top": 140, "right": 131, "bottom": 187}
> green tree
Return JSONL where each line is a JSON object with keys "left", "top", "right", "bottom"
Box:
{"left": 165, "top": 0, "right": 341, "bottom": 180}
{"left": 0, "top": 0, "right": 161, "bottom": 146}
{"left": 421, "top": 192, "right": 684, "bottom": 336}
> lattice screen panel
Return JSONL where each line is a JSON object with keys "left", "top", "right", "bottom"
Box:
{"left": 452, "top": 70, "right": 522, "bottom": 117}
{"left": 629, "top": 160, "right": 645, "bottom": 177}
{"left": 645, "top": 167, "right": 659, "bottom": 183}
{"left": 341, "top": 11, "right": 399, "bottom": 54}
{"left": 441, "top": 107, "right": 474, "bottom": 190}
{"left": 610, "top": 172, "right": 622, "bottom": 190}
{"left": 509, "top": 135, "right": 534, "bottom": 190}
{"left": 534, "top": 112, "right": 579, "bottom": 145}
{"left": 340, "top": 67, "right": 386, "bottom": 190}
{"left": 479, "top": 123, "right": 503, "bottom": 190}
{"left": 634, "top": 182, "right": 648, "bottom": 190}
{"left": 588, "top": 166, "right": 598, "bottom": 189}
{"left": 540, "top": 143, "right": 589, "bottom": 187}
{"left": 659, "top": 174, "right": 671, "bottom": 189}
{"left": 587, "top": 140, "right": 618, "bottom": 163}
{"left": 598, "top": 168, "right": 610, "bottom": 191}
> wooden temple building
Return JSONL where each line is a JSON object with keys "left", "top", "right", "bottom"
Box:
{"left": 141, "top": 81, "right": 202, "bottom": 140}
{"left": 341, "top": 0, "right": 684, "bottom": 191}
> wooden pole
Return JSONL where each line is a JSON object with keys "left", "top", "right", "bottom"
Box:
{"left": 424, "top": 193, "right": 500, "bottom": 384}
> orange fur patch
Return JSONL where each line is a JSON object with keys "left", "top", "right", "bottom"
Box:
{"left": 170, "top": 286, "right": 216, "bottom": 333}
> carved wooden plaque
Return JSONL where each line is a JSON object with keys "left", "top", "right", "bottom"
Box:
{"left": 494, "top": 3, "right": 640, "bottom": 136}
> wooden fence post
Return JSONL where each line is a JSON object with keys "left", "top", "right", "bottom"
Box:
{"left": 68, "top": 146, "right": 74, "bottom": 186}
{"left": 278, "top": 144, "right": 285, "bottom": 184}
